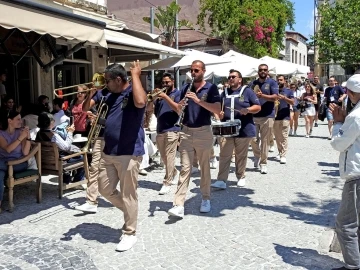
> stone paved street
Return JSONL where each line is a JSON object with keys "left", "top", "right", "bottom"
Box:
{"left": 0, "top": 119, "right": 345, "bottom": 269}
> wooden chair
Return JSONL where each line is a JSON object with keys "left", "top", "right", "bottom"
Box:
{"left": 39, "top": 141, "right": 89, "bottom": 199}
{"left": 6, "top": 142, "right": 42, "bottom": 212}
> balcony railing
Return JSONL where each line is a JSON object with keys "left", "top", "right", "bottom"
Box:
{"left": 53, "top": 0, "right": 107, "bottom": 14}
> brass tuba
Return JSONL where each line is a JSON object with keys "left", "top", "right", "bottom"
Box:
{"left": 81, "top": 97, "right": 108, "bottom": 152}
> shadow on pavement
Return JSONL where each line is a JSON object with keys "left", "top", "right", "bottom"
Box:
{"left": 162, "top": 178, "right": 340, "bottom": 228}
{"left": 274, "top": 243, "right": 343, "bottom": 269}
{"left": 318, "top": 162, "right": 339, "bottom": 168}
{"left": 60, "top": 222, "right": 120, "bottom": 244}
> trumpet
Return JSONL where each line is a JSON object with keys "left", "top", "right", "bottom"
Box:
{"left": 82, "top": 97, "right": 108, "bottom": 152}
{"left": 53, "top": 82, "right": 105, "bottom": 97}
{"left": 147, "top": 87, "right": 167, "bottom": 102}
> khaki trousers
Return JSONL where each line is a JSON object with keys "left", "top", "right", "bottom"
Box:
{"left": 156, "top": 131, "right": 179, "bottom": 185}
{"left": 217, "top": 137, "right": 253, "bottom": 180}
{"left": 251, "top": 117, "right": 274, "bottom": 165}
{"left": 192, "top": 142, "right": 215, "bottom": 168}
{"left": 269, "top": 128, "right": 275, "bottom": 147}
{"left": 174, "top": 125, "right": 213, "bottom": 206}
{"left": 273, "top": 120, "right": 290, "bottom": 158}
{"left": 98, "top": 154, "right": 141, "bottom": 235}
{"left": 87, "top": 138, "right": 105, "bottom": 204}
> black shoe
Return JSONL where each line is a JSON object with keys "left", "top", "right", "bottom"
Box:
{"left": 331, "top": 267, "right": 359, "bottom": 270}
{"left": 314, "top": 123, "right": 318, "bottom": 127}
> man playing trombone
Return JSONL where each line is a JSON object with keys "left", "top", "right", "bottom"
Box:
{"left": 151, "top": 73, "right": 181, "bottom": 195}
{"left": 75, "top": 73, "right": 109, "bottom": 214}
{"left": 161, "top": 60, "right": 221, "bottom": 218}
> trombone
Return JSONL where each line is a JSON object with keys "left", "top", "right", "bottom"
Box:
{"left": 53, "top": 82, "right": 105, "bottom": 97}
{"left": 147, "top": 87, "right": 167, "bottom": 102}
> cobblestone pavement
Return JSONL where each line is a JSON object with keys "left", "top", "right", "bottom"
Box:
{"left": 0, "top": 119, "right": 345, "bottom": 269}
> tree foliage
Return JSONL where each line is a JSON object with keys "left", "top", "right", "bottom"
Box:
{"left": 143, "top": 1, "right": 192, "bottom": 47}
{"left": 197, "top": 0, "right": 295, "bottom": 57}
{"left": 313, "top": 0, "right": 360, "bottom": 66}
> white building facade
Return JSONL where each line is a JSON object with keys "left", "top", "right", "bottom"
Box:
{"left": 284, "top": 31, "right": 308, "bottom": 66}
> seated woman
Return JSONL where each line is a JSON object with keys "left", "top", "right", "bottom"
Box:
{"left": 36, "top": 112, "right": 84, "bottom": 183}
{"left": 0, "top": 111, "right": 31, "bottom": 212}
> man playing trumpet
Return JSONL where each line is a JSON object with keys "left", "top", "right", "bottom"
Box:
{"left": 211, "top": 69, "right": 260, "bottom": 189}
{"left": 152, "top": 73, "right": 181, "bottom": 195}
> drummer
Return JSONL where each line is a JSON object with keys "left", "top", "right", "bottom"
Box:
{"left": 211, "top": 69, "right": 260, "bottom": 189}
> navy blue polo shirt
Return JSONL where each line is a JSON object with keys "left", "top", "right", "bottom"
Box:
{"left": 221, "top": 86, "right": 260, "bottom": 138}
{"left": 154, "top": 89, "right": 181, "bottom": 133}
{"left": 180, "top": 82, "right": 220, "bottom": 127}
{"left": 92, "top": 88, "right": 111, "bottom": 137}
{"left": 275, "top": 88, "right": 294, "bottom": 121}
{"left": 103, "top": 85, "right": 145, "bottom": 156}
{"left": 324, "top": 85, "right": 345, "bottom": 106}
{"left": 250, "top": 78, "right": 279, "bottom": 118}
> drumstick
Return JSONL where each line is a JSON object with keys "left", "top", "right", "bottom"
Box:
{"left": 226, "top": 106, "right": 242, "bottom": 113}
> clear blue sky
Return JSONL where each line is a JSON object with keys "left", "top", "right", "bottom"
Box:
{"left": 287, "top": 0, "right": 315, "bottom": 39}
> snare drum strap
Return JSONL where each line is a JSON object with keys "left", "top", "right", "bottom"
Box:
{"left": 225, "top": 86, "right": 247, "bottom": 121}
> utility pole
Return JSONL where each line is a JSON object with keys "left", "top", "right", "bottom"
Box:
{"left": 175, "top": 0, "right": 180, "bottom": 90}
{"left": 150, "top": 7, "right": 155, "bottom": 90}
{"left": 314, "top": 0, "right": 323, "bottom": 77}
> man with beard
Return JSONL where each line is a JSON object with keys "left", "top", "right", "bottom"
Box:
{"left": 250, "top": 64, "right": 279, "bottom": 174}
{"left": 153, "top": 73, "right": 181, "bottom": 195}
{"left": 311, "top": 75, "right": 324, "bottom": 127}
{"left": 97, "top": 62, "right": 147, "bottom": 251}
{"left": 273, "top": 75, "right": 294, "bottom": 164}
{"left": 330, "top": 74, "right": 360, "bottom": 270}
{"left": 211, "top": 69, "right": 260, "bottom": 189}
{"left": 165, "top": 60, "right": 221, "bottom": 218}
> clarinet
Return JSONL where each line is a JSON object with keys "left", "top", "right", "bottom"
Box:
{"left": 174, "top": 77, "right": 195, "bottom": 127}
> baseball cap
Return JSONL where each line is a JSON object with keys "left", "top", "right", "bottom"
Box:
{"left": 346, "top": 74, "right": 360, "bottom": 93}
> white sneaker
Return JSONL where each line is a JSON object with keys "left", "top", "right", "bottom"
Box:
{"left": 289, "top": 129, "right": 293, "bottom": 136}
{"left": 75, "top": 202, "right": 98, "bottom": 213}
{"left": 139, "top": 169, "right": 148, "bottom": 176}
{"left": 237, "top": 178, "right": 246, "bottom": 187}
{"left": 191, "top": 167, "right": 200, "bottom": 174}
{"left": 254, "top": 157, "right": 260, "bottom": 168}
{"left": 280, "top": 157, "right": 287, "bottom": 164}
{"left": 269, "top": 146, "right": 275, "bottom": 152}
{"left": 159, "top": 185, "right": 170, "bottom": 195}
{"left": 231, "top": 156, "right": 235, "bottom": 163}
{"left": 275, "top": 155, "right": 280, "bottom": 161}
{"left": 211, "top": 180, "right": 226, "bottom": 189}
{"left": 168, "top": 205, "right": 184, "bottom": 218}
{"left": 115, "top": 235, "right": 137, "bottom": 252}
{"left": 200, "top": 200, "right": 211, "bottom": 213}
{"left": 260, "top": 165, "right": 268, "bottom": 174}
{"left": 210, "top": 158, "right": 218, "bottom": 169}
{"left": 305, "top": 134, "right": 309, "bottom": 138}
{"left": 293, "top": 131, "right": 297, "bottom": 136}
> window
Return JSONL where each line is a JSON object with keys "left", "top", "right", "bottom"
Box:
{"left": 295, "top": 51, "right": 298, "bottom": 64}
{"left": 292, "top": 49, "right": 294, "bottom": 63}
{"left": 299, "top": 53, "right": 302, "bottom": 65}
{"left": 304, "top": 55, "right": 306, "bottom": 66}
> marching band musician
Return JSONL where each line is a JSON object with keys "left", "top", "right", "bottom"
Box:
{"left": 87, "top": 62, "right": 146, "bottom": 252}
{"left": 163, "top": 60, "right": 221, "bottom": 218}
{"left": 250, "top": 64, "right": 279, "bottom": 174}
{"left": 273, "top": 75, "right": 294, "bottom": 164}
{"left": 153, "top": 73, "right": 181, "bottom": 195}
{"left": 75, "top": 73, "right": 109, "bottom": 214}
{"left": 211, "top": 69, "right": 260, "bottom": 189}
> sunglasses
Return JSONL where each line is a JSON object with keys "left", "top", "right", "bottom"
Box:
{"left": 162, "top": 81, "right": 172, "bottom": 85}
{"left": 228, "top": 75, "right": 238, "bottom": 80}
{"left": 190, "top": 69, "right": 200, "bottom": 73}
{"left": 258, "top": 69, "right": 268, "bottom": 72}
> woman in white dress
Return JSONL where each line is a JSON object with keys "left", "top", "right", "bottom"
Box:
{"left": 300, "top": 82, "right": 317, "bottom": 138}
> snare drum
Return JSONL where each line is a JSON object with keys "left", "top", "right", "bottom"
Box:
{"left": 212, "top": 120, "right": 241, "bottom": 137}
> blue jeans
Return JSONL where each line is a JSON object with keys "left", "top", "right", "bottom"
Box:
{"left": 0, "top": 160, "right": 28, "bottom": 201}
{"left": 326, "top": 108, "right": 333, "bottom": 121}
